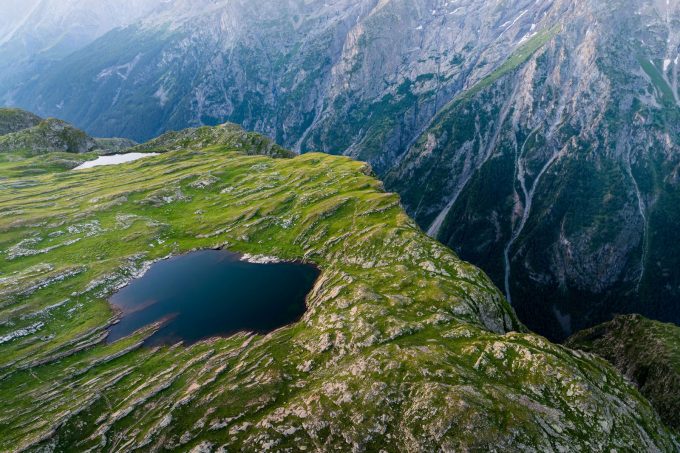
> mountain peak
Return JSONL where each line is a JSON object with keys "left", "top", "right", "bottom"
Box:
{"left": 130, "top": 122, "right": 294, "bottom": 158}
{"left": 0, "top": 107, "right": 42, "bottom": 136}
{"left": 0, "top": 110, "right": 137, "bottom": 155}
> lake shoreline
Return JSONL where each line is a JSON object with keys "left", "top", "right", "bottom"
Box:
{"left": 105, "top": 248, "right": 320, "bottom": 347}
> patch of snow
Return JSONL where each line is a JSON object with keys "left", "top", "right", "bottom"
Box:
{"left": 74, "top": 153, "right": 159, "bottom": 170}
{"left": 519, "top": 31, "right": 538, "bottom": 44}
{"left": 664, "top": 58, "right": 672, "bottom": 72}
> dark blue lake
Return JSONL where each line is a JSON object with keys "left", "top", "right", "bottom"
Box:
{"left": 107, "top": 250, "right": 319, "bottom": 346}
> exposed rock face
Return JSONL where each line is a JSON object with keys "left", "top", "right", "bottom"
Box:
{"left": 389, "top": 0, "right": 680, "bottom": 340}
{"left": 4, "top": 0, "right": 680, "bottom": 339}
{"left": 5, "top": 0, "right": 564, "bottom": 153}
{"left": 0, "top": 124, "right": 677, "bottom": 451}
{"left": 567, "top": 314, "right": 680, "bottom": 432}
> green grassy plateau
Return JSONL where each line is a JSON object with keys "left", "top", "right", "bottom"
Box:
{"left": 0, "top": 125, "right": 677, "bottom": 451}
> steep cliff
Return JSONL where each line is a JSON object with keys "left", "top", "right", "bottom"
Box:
{"left": 388, "top": 0, "right": 680, "bottom": 339}
{"left": 567, "top": 314, "right": 680, "bottom": 432}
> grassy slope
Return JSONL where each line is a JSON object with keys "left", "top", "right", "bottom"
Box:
{"left": 637, "top": 56, "right": 677, "bottom": 107}
{"left": 458, "top": 25, "right": 561, "bottom": 103}
{"left": 567, "top": 314, "right": 680, "bottom": 432}
{"left": 427, "top": 24, "right": 561, "bottom": 133}
{"left": 0, "top": 130, "right": 676, "bottom": 451}
{"left": 0, "top": 151, "right": 94, "bottom": 180}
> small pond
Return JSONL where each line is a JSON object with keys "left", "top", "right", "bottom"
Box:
{"left": 74, "top": 153, "right": 159, "bottom": 170}
{"left": 107, "top": 250, "right": 319, "bottom": 346}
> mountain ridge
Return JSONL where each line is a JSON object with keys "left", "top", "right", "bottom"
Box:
{"left": 567, "top": 314, "right": 680, "bottom": 432}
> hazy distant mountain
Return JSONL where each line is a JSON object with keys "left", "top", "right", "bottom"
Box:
{"left": 3, "top": 0, "right": 680, "bottom": 340}
{"left": 0, "top": 0, "right": 40, "bottom": 44}
{"left": 1, "top": 0, "right": 162, "bottom": 54}
{"left": 0, "top": 0, "right": 162, "bottom": 102}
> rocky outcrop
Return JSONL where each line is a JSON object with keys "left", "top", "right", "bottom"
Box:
{"left": 0, "top": 117, "right": 98, "bottom": 154}
{"left": 94, "top": 137, "right": 138, "bottom": 154}
{"left": 567, "top": 314, "right": 680, "bottom": 432}
{"left": 0, "top": 108, "right": 41, "bottom": 135}
{"left": 129, "top": 122, "right": 293, "bottom": 158}
{"left": 0, "top": 110, "right": 137, "bottom": 155}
